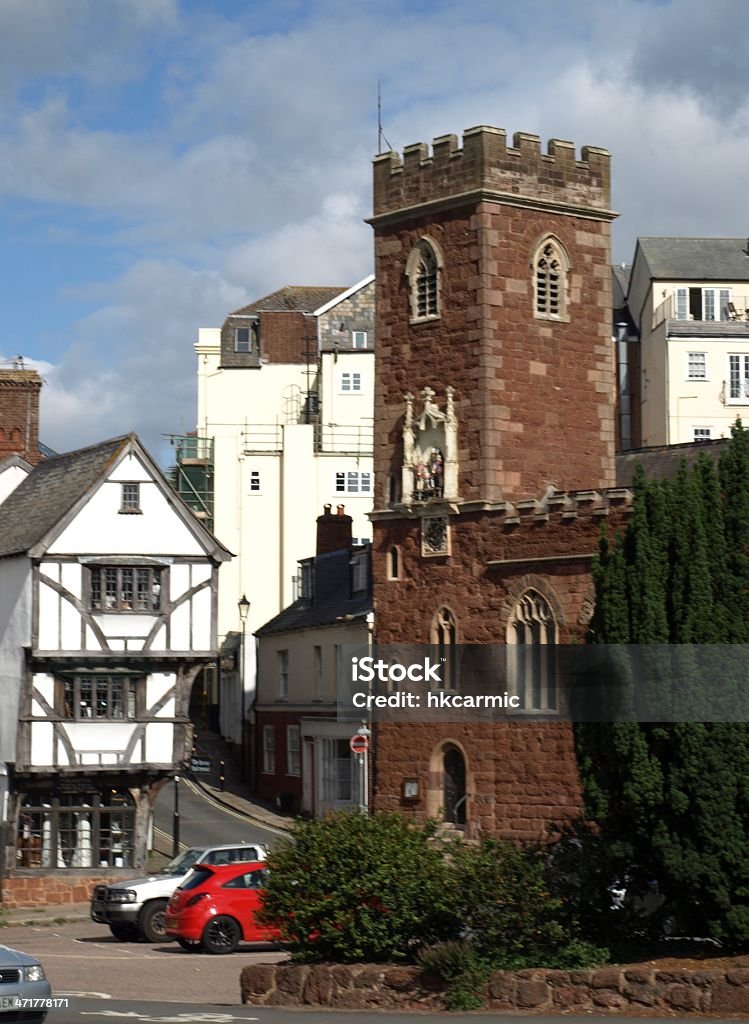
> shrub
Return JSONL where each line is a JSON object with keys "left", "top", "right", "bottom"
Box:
{"left": 257, "top": 812, "right": 459, "bottom": 963}
{"left": 418, "top": 940, "right": 489, "bottom": 1011}
{"left": 450, "top": 838, "right": 608, "bottom": 970}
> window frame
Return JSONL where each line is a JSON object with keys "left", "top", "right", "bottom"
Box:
{"left": 18, "top": 790, "right": 136, "bottom": 870}
{"left": 727, "top": 353, "right": 749, "bottom": 404}
{"left": 340, "top": 371, "right": 362, "bottom": 393}
{"left": 286, "top": 725, "right": 301, "bottom": 776}
{"left": 234, "top": 320, "right": 259, "bottom": 354}
{"left": 262, "top": 725, "right": 276, "bottom": 774}
{"left": 506, "top": 589, "right": 558, "bottom": 713}
{"left": 693, "top": 426, "right": 712, "bottom": 442}
{"left": 334, "top": 470, "right": 372, "bottom": 495}
{"left": 352, "top": 331, "right": 368, "bottom": 349}
{"left": 686, "top": 351, "right": 707, "bottom": 380}
{"left": 406, "top": 238, "right": 443, "bottom": 323}
{"left": 248, "top": 469, "right": 262, "bottom": 494}
{"left": 533, "top": 236, "right": 570, "bottom": 322}
{"left": 60, "top": 674, "right": 141, "bottom": 721}
{"left": 278, "top": 650, "right": 289, "bottom": 700}
{"left": 120, "top": 483, "right": 141, "bottom": 514}
{"left": 88, "top": 565, "right": 163, "bottom": 613}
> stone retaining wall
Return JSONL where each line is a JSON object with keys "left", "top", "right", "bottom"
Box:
{"left": 0, "top": 873, "right": 122, "bottom": 909}
{"left": 240, "top": 961, "right": 749, "bottom": 1014}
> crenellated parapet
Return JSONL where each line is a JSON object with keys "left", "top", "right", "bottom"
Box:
{"left": 372, "top": 125, "right": 612, "bottom": 221}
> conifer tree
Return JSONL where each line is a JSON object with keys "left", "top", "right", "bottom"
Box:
{"left": 577, "top": 423, "right": 749, "bottom": 947}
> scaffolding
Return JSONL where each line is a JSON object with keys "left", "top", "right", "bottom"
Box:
{"left": 166, "top": 434, "right": 214, "bottom": 531}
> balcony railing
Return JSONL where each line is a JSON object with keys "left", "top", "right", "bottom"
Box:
{"left": 653, "top": 293, "right": 749, "bottom": 328}
{"left": 242, "top": 421, "right": 374, "bottom": 456}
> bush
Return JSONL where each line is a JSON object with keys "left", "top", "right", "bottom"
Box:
{"left": 417, "top": 940, "right": 489, "bottom": 1011}
{"left": 257, "top": 812, "right": 459, "bottom": 963}
{"left": 450, "top": 838, "right": 608, "bottom": 970}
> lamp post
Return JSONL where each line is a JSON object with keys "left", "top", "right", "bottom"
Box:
{"left": 172, "top": 775, "right": 180, "bottom": 859}
{"left": 238, "top": 594, "right": 251, "bottom": 780}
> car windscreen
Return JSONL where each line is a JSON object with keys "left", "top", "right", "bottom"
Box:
{"left": 162, "top": 848, "right": 203, "bottom": 875}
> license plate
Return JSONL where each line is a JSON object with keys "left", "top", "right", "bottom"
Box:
{"left": 0, "top": 995, "right": 21, "bottom": 1010}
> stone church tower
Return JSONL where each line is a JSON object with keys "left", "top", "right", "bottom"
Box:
{"left": 368, "top": 126, "right": 631, "bottom": 839}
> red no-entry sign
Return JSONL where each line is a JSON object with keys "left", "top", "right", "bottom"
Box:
{"left": 350, "top": 733, "right": 369, "bottom": 755}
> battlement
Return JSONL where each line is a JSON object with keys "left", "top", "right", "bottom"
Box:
{"left": 372, "top": 125, "right": 611, "bottom": 220}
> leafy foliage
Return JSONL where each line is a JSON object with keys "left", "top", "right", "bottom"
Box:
{"left": 257, "top": 812, "right": 458, "bottom": 962}
{"left": 578, "top": 422, "right": 749, "bottom": 947}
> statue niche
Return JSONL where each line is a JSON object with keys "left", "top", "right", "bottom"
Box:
{"left": 402, "top": 387, "right": 458, "bottom": 504}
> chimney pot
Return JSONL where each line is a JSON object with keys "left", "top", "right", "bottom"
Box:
{"left": 336, "top": 504, "right": 345, "bottom": 516}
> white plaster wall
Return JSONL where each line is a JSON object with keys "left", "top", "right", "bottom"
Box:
{"left": 170, "top": 601, "right": 190, "bottom": 650}
{"left": 64, "top": 722, "right": 133, "bottom": 752}
{"left": 37, "top": 572, "right": 60, "bottom": 650}
{"left": 145, "top": 722, "right": 173, "bottom": 763}
{"left": 60, "top": 563, "right": 82, "bottom": 649}
{"left": 50, "top": 457, "right": 203, "bottom": 556}
{"left": 146, "top": 674, "right": 174, "bottom": 707}
{"left": 666, "top": 336, "right": 749, "bottom": 443}
{"left": 30, "top": 721, "right": 54, "bottom": 765}
{"left": 32, "top": 674, "right": 54, "bottom": 713}
{"left": 0, "top": 462, "right": 31, "bottom": 506}
{"left": 191, "top": 586, "right": 211, "bottom": 650}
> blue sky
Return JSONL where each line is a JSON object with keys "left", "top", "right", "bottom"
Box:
{"left": 1, "top": 0, "right": 747, "bottom": 462}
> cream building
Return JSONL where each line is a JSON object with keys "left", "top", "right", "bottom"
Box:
{"left": 625, "top": 238, "right": 749, "bottom": 447}
{"left": 177, "top": 277, "right": 375, "bottom": 754}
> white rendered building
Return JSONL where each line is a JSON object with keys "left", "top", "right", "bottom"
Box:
{"left": 179, "top": 277, "right": 375, "bottom": 752}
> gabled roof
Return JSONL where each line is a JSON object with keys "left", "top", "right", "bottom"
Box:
{"left": 0, "top": 433, "right": 231, "bottom": 561}
{"left": 635, "top": 237, "right": 749, "bottom": 281}
{"left": 256, "top": 547, "right": 371, "bottom": 636}
{"left": 312, "top": 275, "right": 375, "bottom": 316}
{"left": 229, "top": 286, "right": 348, "bottom": 317}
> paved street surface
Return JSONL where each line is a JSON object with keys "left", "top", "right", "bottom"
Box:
{"left": 152, "top": 778, "right": 289, "bottom": 857}
{"left": 1, "top": 918, "right": 286, "bottom": 1004}
{"left": 30, "top": 999, "right": 748, "bottom": 1024}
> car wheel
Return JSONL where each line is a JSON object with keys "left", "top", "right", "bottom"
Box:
{"left": 108, "top": 923, "right": 139, "bottom": 942}
{"left": 139, "top": 900, "right": 173, "bottom": 943}
{"left": 201, "top": 915, "right": 241, "bottom": 954}
{"left": 177, "top": 937, "right": 198, "bottom": 952}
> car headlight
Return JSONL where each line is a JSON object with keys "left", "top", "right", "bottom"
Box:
{"left": 109, "top": 890, "right": 137, "bottom": 904}
{"left": 23, "top": 965, "right": 46, "bottom": 982}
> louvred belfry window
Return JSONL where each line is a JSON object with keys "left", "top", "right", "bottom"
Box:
{"left": 534, "top": 238, "right": 568, "bottom": 319}
{"left": 416, "top": 247, "right": 438, "bottom": 318}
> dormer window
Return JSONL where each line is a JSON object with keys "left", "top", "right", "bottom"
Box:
{"left": 234, "top": 320, "right": 259, "bottom": 353}
{"left": 351, "top": 549, "right": 369, "bottom": 593}
{"left": 300, "top": 560, "right": 314, "bottom": 601}
{"left": 406, "top": 238, "right": 443, "bottom": 322}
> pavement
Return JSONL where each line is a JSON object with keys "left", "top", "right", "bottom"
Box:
{"left": 0, "top": 785, "right": 293, "bottom": 929}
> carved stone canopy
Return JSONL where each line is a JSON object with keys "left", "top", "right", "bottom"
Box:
{"left": 402, "top": 387, "right": 458, "bottom": 505}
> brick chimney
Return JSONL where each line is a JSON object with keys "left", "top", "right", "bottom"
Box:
{"left": 316, "top": 503, "right": 353, "bottom": 554}
{"left": 0, "top": 369, "right": 43, "bottom": 465}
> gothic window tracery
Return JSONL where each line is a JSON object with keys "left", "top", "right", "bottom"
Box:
{"left": 507, "top": 589, "right": 558, "bottom": 711}
{"left": 533, "top": 237, "right": 569, "bottom": 320}
{"left": 406, "top": 238, "right": 443, "bottom": 321}
{"left": 431, "top": 607, "right": 457, "bottom": 690}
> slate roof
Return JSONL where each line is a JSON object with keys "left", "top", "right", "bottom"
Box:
{"left": 0, "top": 435, "right": 129, "bottom": 558}
{"left": 636, "top": 238, "right": 749, "bottom": 281}
{"left": 616, "top": 438, "right": 729, "bottom": 487}
{"left": 230, "top": 286, "right": 348, "bottom": 317}
{"left": 256, "top": 547, "right": 371, "bottom": 636}
{"left": 612, "top": 264, "right": 631, "bottom": 305}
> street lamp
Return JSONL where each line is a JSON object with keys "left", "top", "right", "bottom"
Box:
{"left": 172, "top": 775, "right": 180, "bottom": 859}
{"left": 238, "top": 594, "right": 251, "bottom": 780}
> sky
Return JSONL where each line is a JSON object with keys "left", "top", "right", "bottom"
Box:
{"left": 1, "top": 0, "right": 747, "bottom": 465}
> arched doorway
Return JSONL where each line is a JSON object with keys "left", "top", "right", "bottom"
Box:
{"left": 442, "top": 745, "right": 466, "bottom": 827}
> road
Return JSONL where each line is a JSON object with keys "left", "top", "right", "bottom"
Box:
{"left": 151, "top": 779, "right": 286, "bottom": 857}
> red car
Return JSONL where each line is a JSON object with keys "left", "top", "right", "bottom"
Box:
{"left": 165, "top": 861, "right": 278, "bottom": 954}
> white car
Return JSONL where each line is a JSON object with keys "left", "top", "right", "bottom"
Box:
{"left": 0, "top": 945, "right": 52, "bottom": 1022}
{"left": 90, "top": 842, "right": 268, "bottom": 942}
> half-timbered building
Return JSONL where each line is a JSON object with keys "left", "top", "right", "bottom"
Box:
{"left": 0, "top": 433, "right": 230, "bottom": 883}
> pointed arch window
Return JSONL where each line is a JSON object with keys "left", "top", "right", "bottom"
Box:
{"left": 406, "top": 238, "right": 443, "bottom": 322}
{"left": 431, "top": 607, "right": 457, "bottom": 690}
{"left": 507, "top": 590, "right": 557, "bottom": 711}
{"left": 533, "top": 237, "right": 569, "bottom": 320}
